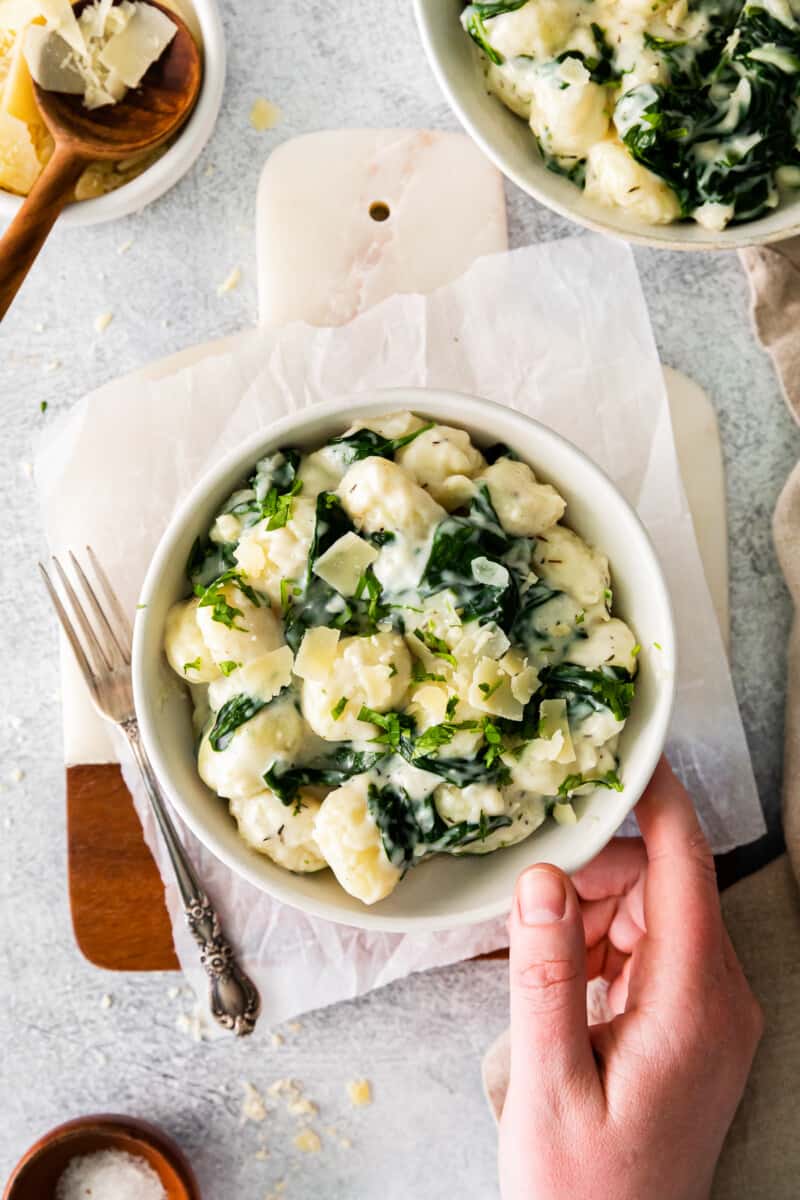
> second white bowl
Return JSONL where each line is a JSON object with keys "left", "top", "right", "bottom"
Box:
{"left": 132, "top": 389, "right": 676, "bottom": 933}
{"left": 414, "top": 0, "right": 800, "bottom": 251}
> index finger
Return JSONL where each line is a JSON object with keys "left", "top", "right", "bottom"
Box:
{"left": 631, "top": 758, "right": 724, "bottom": 1002}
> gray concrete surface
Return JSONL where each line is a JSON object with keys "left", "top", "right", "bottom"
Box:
{"left": 1, "top": 1, "right": 799, "bottom": 1196}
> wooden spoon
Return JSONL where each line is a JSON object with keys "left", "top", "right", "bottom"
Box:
{"left": 0, "top": 0, "right": 201, "bottom": 320}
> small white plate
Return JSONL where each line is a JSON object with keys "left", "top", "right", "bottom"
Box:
{"left": 0, "top": 0, "right": 225, "bottom": 229}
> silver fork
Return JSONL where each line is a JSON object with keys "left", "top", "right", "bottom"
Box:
{"left": 40, "top": 547, "right": 260, "bottom": 1037}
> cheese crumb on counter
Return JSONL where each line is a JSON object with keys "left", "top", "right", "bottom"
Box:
{"left": 346, "top": 1078, "right": 372, "bottom": 1107}
{"left": 55, "top": 1148, "right": 166, "bottom": 1200}
{"left": 217, "top": 266, "right": 241, "bottom": 295}
{"left": 94, "top": 310, "right": 114, "bottom": 333}
{"left": 99, "top": 992, "right": 113, "bottom": 1010}
{"left": 270, "top": 1031, "right": 283, "bottom": 1047}
{"left": 249, "top": 97, "right": 282, "bottom": 131}
{"left": 242, "top": 1081, "right": 269, "bottom": 1123}
{"left": 292, "top": 1128, "right": 321, "bottom": 1154}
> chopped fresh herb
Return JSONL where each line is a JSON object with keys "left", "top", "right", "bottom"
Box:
{"left": 478, "top": 679, "right": 503, "bottom": 700}
{"left": 357, "top": 705, "right": 415, "bottom": 754}
{"left": 631, "top": 643, "right": 642, "bottom": 657}
{"left": 136, "top": 603, "right": 148, "bottom": 610}
{"left": 412, "top": 661, "right": 446, "bottom": 684}
{"left": 388, "top": 662, "right": 398, "bottom": 679}
{"left": 445, "top": 695, "right": 459, "bottom": 720}
{"left": 575, "top": 611, "right": 585, "bottom": 625}
{"left": 262, "top": 475, "right": 303, "bottom": 531}
{"left": 40, "top": 400, "right": 48, "bottom": 413}
{"left": 331, "top": 696, "right": 348, "bottom": 720}
{"left": 604, "top": 588, "right": 613, "bottom": 603}
{"left": 280, "top": 577, "right": 301, "bottom": 614}
{"left": 557, "top": 769, "right": 624, "bottom": 798}
{"left": 194, "top": 568, "right": 263, "bottom": 630}
{"left": 653, "top": 641, "right": 663, "bottom": 651}
{"left": 183, "top": 657, "right": 202, "bottom": 674}
{"left": 219, "top": 660, "right": 241, "bottom": 677}
{"left": 413, "top": 625, "right": 457, "bottom": 667}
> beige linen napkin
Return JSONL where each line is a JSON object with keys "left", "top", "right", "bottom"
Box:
{"left": 481, "top": 241, "right": 800, "bottom": 1197}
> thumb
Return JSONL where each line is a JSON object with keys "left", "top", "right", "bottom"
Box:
{"left": 508, "top": 864, "right": 599, "bottom": 1110}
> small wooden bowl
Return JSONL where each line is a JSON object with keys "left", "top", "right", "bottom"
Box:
{"left": 3, "top": 1115, "right": 200, "bottom": 1200}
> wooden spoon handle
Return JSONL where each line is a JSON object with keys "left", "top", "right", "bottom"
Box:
{"left": 0, "top": 144, "right": 86, "bottom": 321}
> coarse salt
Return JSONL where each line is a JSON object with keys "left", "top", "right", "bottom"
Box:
{"left": 55, "top": 1148, "right": 167, "bottom": 1200}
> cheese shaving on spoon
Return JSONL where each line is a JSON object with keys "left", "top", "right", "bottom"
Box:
{"left": 23, "top": 0, "right": 177, "bottom": 109}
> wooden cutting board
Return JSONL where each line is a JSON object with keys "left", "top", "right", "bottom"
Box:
{"left": 64, "top": 131, "right": 729, "bottom": 971}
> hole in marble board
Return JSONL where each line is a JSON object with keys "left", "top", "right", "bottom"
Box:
{"left": 369, "top": 201, "right": 391, "bottom": 222}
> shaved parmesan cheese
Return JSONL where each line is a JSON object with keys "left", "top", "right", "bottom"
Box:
{"left": 0, "top": 108, "right": 40, "bottom": 193}
{"left": 313, "top": 531, "right": 378, "bottom": 597}
{"left": 37, "top": 0, "right": 86, "bottom": 56}
{"left": 468, "top": 657, "right": 524, "bottom": 721}
{"left": 537, "top": 698, "right": 576, "bottom": 764}
{"left": 24, "top": 26, "right": 84, "bottom": 94}
{"left": 208, "top": 645, "right": 293, "bottom": 712}
{"left": 98, "top": 2, "right": 176, "bottom": 86}
{"left": 294, "top": 627, "right": 340, "bottom": 682}
{"left": 471, "top": 556, "right": 509, "bottom": 588}
{"left": 510, "top": 663, "right": 539, "bottom": 705}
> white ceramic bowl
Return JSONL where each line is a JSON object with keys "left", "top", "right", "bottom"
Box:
{"left": 0, "top": 0, "right": 225, "bottom": 229}
{"left": 414, "top": 0, "right": 800, "bottom": 251}
{"left": 133, "top": 389, "right": 676, "bottom": 932}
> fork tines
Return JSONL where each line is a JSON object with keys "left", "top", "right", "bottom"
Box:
{"left": 39, "top": 548, "right": 132, "bottom": 691}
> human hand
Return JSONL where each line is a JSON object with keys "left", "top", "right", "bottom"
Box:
{"left": 499, "top": 760, "right": 763, "bottom": 1200}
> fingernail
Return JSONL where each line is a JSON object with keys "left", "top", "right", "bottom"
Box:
{"left": 517, "top": 867, "right": 566, "bottom": 926}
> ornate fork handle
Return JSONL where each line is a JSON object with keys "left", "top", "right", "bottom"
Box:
{"left": 123, "top": 719, "right": 260, "bottom": 1036}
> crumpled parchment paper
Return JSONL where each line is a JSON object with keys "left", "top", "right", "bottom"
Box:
{"left": 36, "top": 236, "right": 764, "bottom": 1032}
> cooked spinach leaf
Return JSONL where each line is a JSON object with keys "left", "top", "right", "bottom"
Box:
{"left": 367, "top": 783, "right": 512, "bottom": 869}
{"left": 186, "top": 536, "right": 237, "bottom": 590}
{"left": 538, "top": 664, "right": 635, "bottom": 722}
{"left": 284, "top": 493, "right": 398, "bottom": 651}
{"left": 461, "top": 1, "right": 529, "bottom": 65}
{"left": 617, "top": 3, "right": 800, "bottom": 222}
{"left": 420, "top": 485, "right": 519, "bottom": 629}
{"left": 209, "top": 694, "right": 266, "bottom": 751}
{"left": 264, "top": 748, "right": 386, "bottom": 804}
{"left": 328, "top": 421, "right": 434, "bottom": 466}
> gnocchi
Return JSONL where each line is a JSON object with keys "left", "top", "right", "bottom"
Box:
{"left": 164, "top": 411, "right": 639, "bottom": 906}
{"left": 461, "top": 0, "right": 800, "bottom": 230}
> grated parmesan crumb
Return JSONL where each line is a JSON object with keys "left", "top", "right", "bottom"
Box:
{"left": 217, "top": 267, "right": 241, "bottom": 295}
{"left": 347, "top": 1078, "right": 372, "bottom": 1107}
{"left": 270, "top": 1032, "right": 284, "bottom": 1048}
{"left": 167, "top": 986, "right": 180, "bottom": 1000}
{"left": 293, "top": 1128, "right": 321, "bottom": 1154}
{"left": 287, "top": 1098, "right": 317, "bottom": 1117}
{"left": 242, "top": 1081, "right": 268, "bottom": 1122}
{"left": 45, "top": 359, "right": 61, "bottom": 372}
{"left": 254, "top": 1147, "right": 270, "bottom": 1161}
{"left": 118, "top": 239, "right": 134, "bottom": 254}
{"left": 340, "top": 1137, "right": 352, "bottom": 1149}
{"left": 94, "top": 311, "right": 114, "bottom": 334}
{"left": 99, "top": 993, "right": 113, "bottom": 1010}
{"left": 250, "top": 97, "right": 282, "bottom": 131}
{"left": 287, "top": 1022, "right": 302, "bottom": 1033}
{"left": 8, "top": 767, "right": 23, "bottom": 783}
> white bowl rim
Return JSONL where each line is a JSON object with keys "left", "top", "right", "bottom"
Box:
{"left": 412, "top": 0, "right": 800, "bottom": 252}
{"left": 133, "top": 387, "right": 677, "bottom": 932}
{"left": 0, "top": 0, "right": 225, "bottom": 229}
